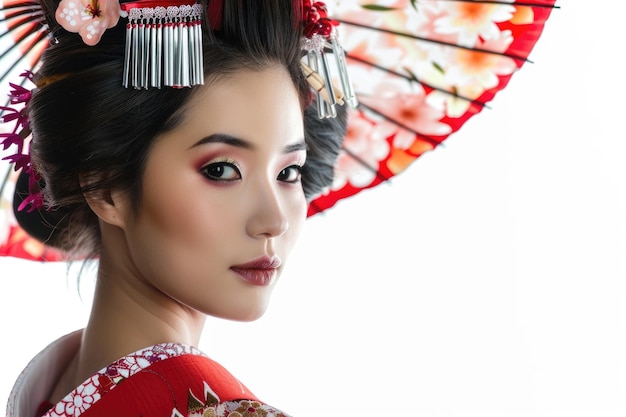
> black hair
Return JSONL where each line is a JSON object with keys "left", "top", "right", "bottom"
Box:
{"left": 16, "top": 0, "right": 346, "bottom": 258}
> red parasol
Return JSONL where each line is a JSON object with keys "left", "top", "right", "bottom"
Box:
{"left": 0, "top": 0, "right": 558, "bottom": 260}
{"left": 308, "top": 0, "right": 558, "bottom": 215}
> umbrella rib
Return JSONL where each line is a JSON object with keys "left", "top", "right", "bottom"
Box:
{"left": 0, "top": 15, "right": 43, "bottom": 43}
{"left": 0, "top": 165, "right": 12, "bottom": 210}
{"left": 430, "top": 0, "right": 559, "bottom": 8}
{"left": 346, "top": 54, "right": 490, "bottom": 110}
{"left": 0, "top": 32, "right": 43, "bottom": 67}
{"left": 358, "top": 102, "right": 445, "bottom": 149}
{"left": 336, "top": 19, "right": 533, "bottom": 64}
{"left": 1, "top": 8, "right": 44, "bottom": 21}
{"left": 341, "top": 145, "right": 392, "bottom": 182}
{"left": 0, "top": 32, "right": 46, "bottom": 95}
{"left": 0, "top": 3, "right": 42, "bottom": 12}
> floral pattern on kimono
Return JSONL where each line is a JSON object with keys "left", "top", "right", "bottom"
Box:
{"left": 38, "top": 343, "right": 291, "bottom": 417}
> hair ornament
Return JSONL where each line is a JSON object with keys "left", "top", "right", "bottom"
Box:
{"left": 55, "top": 0, "right": 123, "bottom": 46}
{"left": 53, "top": 0, "right": 203, "bottom": 89}
{"left": 120, "top": 0, "right": 204, "bottom": 89}
{"left": 0, "top": 71, "right": 43, "bottom": 213}
{"left": 301, "top": 0, "right": 357, "bottom": 119}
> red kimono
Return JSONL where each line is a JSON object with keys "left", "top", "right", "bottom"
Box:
{"left": 7, "top": 330, "right": 291, "bottom": 417}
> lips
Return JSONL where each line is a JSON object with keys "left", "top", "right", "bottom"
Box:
{"left": 230, "top": 256, "right": 281, "bottom": 286}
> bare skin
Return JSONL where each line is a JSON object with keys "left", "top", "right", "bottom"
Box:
{"left": 47, "top": 66, "right": 307, "bottom": 405}
{"left": 49, "top": 228, "right": 207, "bottom": 404}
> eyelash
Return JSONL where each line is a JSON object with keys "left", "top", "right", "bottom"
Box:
{"left": 200, "top": 161, "right": 242, "bottom": 182}
{"left": 278, "top": 164, "right": 303, "bottom": 184}
{"left": 199, "top": 161, "right": 304, "bottom": 184}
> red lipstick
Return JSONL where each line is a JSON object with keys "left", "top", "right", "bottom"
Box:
{"left": 230, "top": 256, "right": 281, "bottom": 286}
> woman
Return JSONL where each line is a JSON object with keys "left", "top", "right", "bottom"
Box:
{"left": 4, "top": 0, "right": 347, "bottom": 416}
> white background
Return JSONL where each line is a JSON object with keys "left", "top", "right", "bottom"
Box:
{"left": 2, "top": 1, "right": 626, "bottom": 416}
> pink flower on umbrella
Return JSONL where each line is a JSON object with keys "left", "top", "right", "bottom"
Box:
{"left": 332, "top": 110, "right": 389, "bottom": 190}
{"left": 433, "top": 0, "right": 516, "bottom": 46}
{"left": 55, "top": 0, "right": 121, "bottom": 46}
{"left": 447, "top": 29, "right": 516, "bottom": 90}
{"left": 427, "top": 81, "right": 486, "bottom": 118}
{"left": 328, "top": 0, "right": 387, "bottom": 27}
{"left": 360, "top": 88, "right": 451, "bottom": 151}
{"left": 402, "top": 2, "right": 460, "bottom": 46}
{"left": 418, "top": 28, "right": 515, "bottom": 117}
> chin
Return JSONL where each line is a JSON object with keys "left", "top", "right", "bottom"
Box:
{"left": 219, "top": 310, "right": 268, "bottom": 323}
{"left": 236, "top": 312, "right": 267, "bottom": 322}
{"left": 209, "top": 301, "right": 271, "bottom": 323}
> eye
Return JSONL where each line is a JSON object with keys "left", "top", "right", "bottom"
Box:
{"left": 277, "top": 165, "right": 302, "bottom": 183}
{"left": 200, "top": 161, "right": 241, "bottom": 182}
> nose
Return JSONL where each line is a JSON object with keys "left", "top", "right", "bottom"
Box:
{"left": 245, "top": 180, "right": 289, "bottom": 239}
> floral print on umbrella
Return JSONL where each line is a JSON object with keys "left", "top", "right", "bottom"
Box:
{"left": 0, "top": 0, "right": 558, "bottom": 256}
{"left": 307, "top": 0, "right": 555, "bottom": 215}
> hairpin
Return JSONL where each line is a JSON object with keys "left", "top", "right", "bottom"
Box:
{"left": 56, "top": 0, "right": 355, "bottom": 111}
{"left": 301, "top": 0, "right": 357, "bottom": 119}
{"left": 120, "top": 0, "right": 204, "bottom": 89}
{"left": 56, "top": 0, "right": 204, "bottom": 89}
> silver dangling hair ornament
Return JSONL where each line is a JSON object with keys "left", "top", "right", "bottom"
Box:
{"left": 301, "top": 1, "right": 357, "bottom": 119}
{"left": 120, "top": 0, "right": 204, "bottom": 89}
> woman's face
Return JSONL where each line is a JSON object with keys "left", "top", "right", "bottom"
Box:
{"left": 118, "top": 66, "right": 307, "bottom": 321}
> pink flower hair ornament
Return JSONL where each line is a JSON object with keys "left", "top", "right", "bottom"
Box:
{"left": 50, "top": 0, "right": 356, "bottom": 109}
{"left": 55, "top": 0, "right": 123, "bottom": 46}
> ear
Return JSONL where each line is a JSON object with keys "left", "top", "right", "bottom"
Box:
{"left": 84, "top": 188, "right": 130, "bottom": 228}
{"left": 80, "top": 178, "right": 130, "bottom": 228}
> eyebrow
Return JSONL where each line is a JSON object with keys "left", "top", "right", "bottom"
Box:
{"left": 189, "top": 133, "right": 307, "bottom": 154}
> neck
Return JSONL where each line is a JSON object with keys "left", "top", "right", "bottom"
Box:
{"left": 77, "top": 233, "right": 206, "bottom": 388}
{"left": 49, "top": 223, "right": 207, "bottom": 405}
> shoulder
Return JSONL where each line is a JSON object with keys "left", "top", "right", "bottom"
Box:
{"left": 7, "top": 330, "right": 82, "bottom": 417}
{"left": 42, "top": 344, "right": 291, "bottom": 417}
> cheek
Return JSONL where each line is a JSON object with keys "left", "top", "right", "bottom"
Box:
{"left": 127, "top": 167, "right": 234, "bottom": 277}
{"left": 142, "top": 172, "right": 209, "bottom": 245}
{"left": 283, "top": 191, "right": 308, "bottom": 252}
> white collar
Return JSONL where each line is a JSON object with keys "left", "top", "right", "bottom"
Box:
{"left": 7, "top": 330, "right": 83, "bottom": 417}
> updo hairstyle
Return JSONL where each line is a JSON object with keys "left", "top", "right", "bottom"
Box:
{"left": 19, "top": 0, "right": 346, "bottom": 259}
